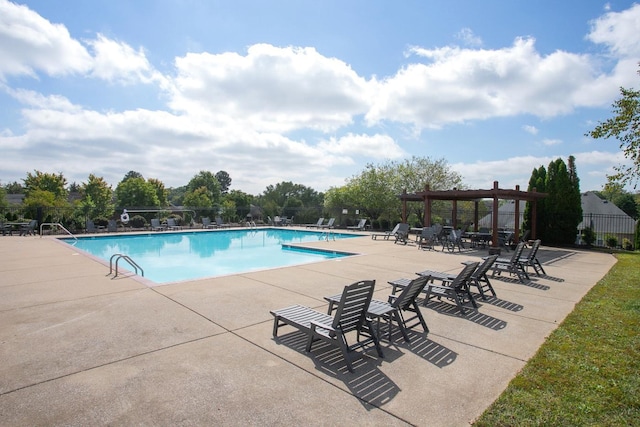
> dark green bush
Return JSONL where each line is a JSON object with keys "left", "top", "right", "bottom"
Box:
{"left": 130, "top": 215, "right": 147, "bottom": 228}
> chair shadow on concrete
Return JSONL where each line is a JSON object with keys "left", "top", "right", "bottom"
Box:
{"left": 534, "top": 273, "right": 565, "bottom": 283}
{"left": 274, "top": 330, "right": 402, "bottom": 409}
{"left": 380, "top": 327, "right": 458, "bottom": 369}
{"left": 491, "top": 274, "right": 551, "bottom": 291}
{"left": 471, "top": 294, "right": 524, "bottom": 312}
{"left": 423, "top": 299, "right": 508, "bottom": 331}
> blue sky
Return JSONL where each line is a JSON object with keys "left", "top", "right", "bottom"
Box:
{"left": 1, "top": 0, "right": 639, "bottom": 195}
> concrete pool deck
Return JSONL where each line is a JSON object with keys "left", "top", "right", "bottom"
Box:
{"left": 0, "top": 229, "right": 616, "bottom": 426}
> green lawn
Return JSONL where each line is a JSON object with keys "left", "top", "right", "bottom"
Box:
{"left": 474, "top": 252, "right": 640, "bottom": 426}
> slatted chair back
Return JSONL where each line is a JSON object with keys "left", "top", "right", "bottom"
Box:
{"left": 395, "top": 223, "right": 410, "bottom": 241}
{"left": 525, "top": 239, "right": 541, "bottom": 261}
{"left": 509, "top": 241, "right": 526, "bottom": 263}
{"left": 474, "top": 254, "right": 499, "bottom": 279}
{"left": 388, "top": 223, "right": 401, "bottom": 235}
{"left": 392, "top": 275, "right": 430, "bottom": 310}
{"left": 449, "top": 261, "right": 479, "bottom": 289}
{"left": 332, "top": 280, "right": 375, "bottom": 334}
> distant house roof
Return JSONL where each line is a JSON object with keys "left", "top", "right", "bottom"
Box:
{"left": 476, "top": 192, "right": 637, "bottom": 235}
{"left": 6, "top": 194, "right": 24, "bottom": 205}
{"left": 578, "top": 192, "right": 636, "bottom": 234}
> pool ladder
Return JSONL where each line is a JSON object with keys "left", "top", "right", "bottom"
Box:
{"left": 108, "top": 253, "right": 144, "bottom": 279}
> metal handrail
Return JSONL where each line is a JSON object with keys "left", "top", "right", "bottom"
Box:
{"left": 40, "top": 222, "right": 77, "bottom": 240}
{"left": 108, "top": 253, "right": 144, "bottom": 278}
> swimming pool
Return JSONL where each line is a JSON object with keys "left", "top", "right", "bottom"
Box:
{"left": 63, "top": 228, "right": 360, "bottom": 284}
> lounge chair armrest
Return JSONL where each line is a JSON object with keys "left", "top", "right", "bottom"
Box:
{"left": 387, "top": 294, "right": 398, "bottom": 304}
{"left": 309, "top": 320, "right": 335, "bottom": 333}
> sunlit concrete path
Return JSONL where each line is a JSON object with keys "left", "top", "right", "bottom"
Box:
{"left": 0, "top": 230, "right": 616, "bottom": 426}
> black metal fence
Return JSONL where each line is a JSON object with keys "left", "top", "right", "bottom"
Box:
{"left": 2, "top": 204, "right": 637, "bottom": 249}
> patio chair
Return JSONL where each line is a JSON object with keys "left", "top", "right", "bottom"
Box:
{"left": 319, "top": 218, "right": 335, "bottom": 229}
{"left": 20, "top": 219, "right": 37, "bottom": 236}
{"left": 202, "top": 217, "right": 217, "bottom": 229}
{"left": 86, "top": 219, "right": 103, "bottom": 233}
{"left": 306, "top": 218, "right": 324, "bottom": 228}
{"left": 107, "top": 220, "right": 117, "bottom": 232}
{"left": 215, "top": 216, "right": 231, "bottom": 228}
{"left": 150, "top": 218, "right": 165, "bottom": 232}
{"left": 325, "top": 275, "right": 431, "bottom": 343}
{"left": 1, "top": 222, "right": 13, "bottom": 236}
{"left": 442, "top": 228, "right": 464, "bottom": 252}
{"left": 424, "top": 261, "right": 479, "bottom": 315}
{"left": 490, "top": 241, "right": 529, "bottom": 283}
{"left": 347, "top": 218, "right": 367, "bottom": 231}
{"left": 470, "top": 254, "right": 498, "bottom": 299}
{"left": 394, "top": 223, "right": 410, "bottom": 245}
{"left": 518, "top": 239, "right": 546, "bottom": 276}
{"left": 417, "top": 226, "right": 436, "bottom": 250}
{"left": 497, "top": 231, "right": 515, "bottom": 251}
{"left": 270, "top": 280, "right": 383, "bottom": 372}
{"left": 166, "top": 218, "right": 181, "bottom": 231}
{"left": 371, "top": 223, "right": 400, "bottom": 240}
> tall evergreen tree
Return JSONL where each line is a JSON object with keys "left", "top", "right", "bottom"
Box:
{"left": 524, "top": 166, "right": 546, "bottom": 239}
{"left": 544, "top": 158, "right": 582, "bottom": 245}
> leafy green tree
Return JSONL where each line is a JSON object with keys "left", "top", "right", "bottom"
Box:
{"left": 256, "top": 181, "right": 323, "bottom": 221}
{"left": 324, "top": 156, "right": 462, "bottom": 226}
{"left": 224, "top": 190, "right": 255, "bottom": 220}
{"left": 122, "top": 170, "right": 144, "bottom": 182}
{"left": 3, "top": 181, "right": 24, "bottom": 194}
{"left": 167, "top": 185, "right": 187, "bottom": 206}
{"left": 586, "top": 65, "right": 640, "bottom": 187}
{"left": 147, "top": 178, "right": 168, "bottom": 206}
{"left": 215, "top": 171, "right": 232, "bottom": 194}
{"left": 187, "top": 171, "right": 222, "bottom": 206}
{"left": 80, "top": 174, "right": 114, "bottom": 219}
{"left": 68, "top": 182, "right": 81, "bottom": 193}
{"left": 115, "top": 177, "right": 160, "bottom": 208}
{"left": 0, "top": 186, "right": 7, "bottom": 209}
{"left": 23, "top": 170, "right": 68, "bottom": 201}
{"left": 21, "top": 171, "right": 69, "bottom": 223}
{"left": 183, "top": 186, "right": 212, "bottom": 209}
{"left": 598, "top": 182, "right": 639, "bottom": 219}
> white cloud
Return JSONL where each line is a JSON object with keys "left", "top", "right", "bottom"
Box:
{"left": 368, "top": 37, "right": 597, "bottom": 129}
{"left": 453, "top": 151, "right": 625, "bottom": 192}
{"left": 455, "top": 28, "right": 483, "bottom": 47}
{"left": 588, "top": 3, "right": 640, "bottom": 58}
{"left": 167, "top": 44, "right": 375, "bottom": 133}
{"left": 0, "top": 0, "right": 93, "bottom": 79}
{"left": 317, "top": 133, "right": 405, "bottom": 159}
{"left": 523, "top": 125, "right": 539, "bottom": 135}
{"left": 86, "top": 34, "right": 160, "bottom": 85}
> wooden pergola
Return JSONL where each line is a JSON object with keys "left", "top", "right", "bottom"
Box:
{"left": 399, "top": 181, "right": 547, "bottom": 248}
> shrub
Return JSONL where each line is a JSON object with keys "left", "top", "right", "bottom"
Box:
{"left": 93, "top": 217, "right": 109, "bottom": 227}
{"left": 582, "top": 227, "right": 596, "bottom": 247}
{"left": 605, "top": 234, "right": 618, "bottom": 249}
{"left": 130, "top": 215, "right": 147, "bottom": 229}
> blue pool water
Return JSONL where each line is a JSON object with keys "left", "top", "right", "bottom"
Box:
{"left": 63, "top": 228, "right": 359, "bottom": 284}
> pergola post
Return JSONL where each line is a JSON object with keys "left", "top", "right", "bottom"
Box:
{"left": 514, "top": 185, "right": 521, "bottom": 244}
{"left": 491, "top": 181, "right": 499, "bottom": 248}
